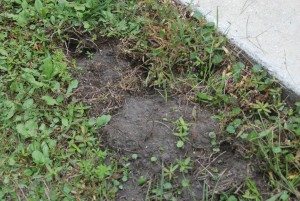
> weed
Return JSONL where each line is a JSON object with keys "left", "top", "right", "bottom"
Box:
{"left": 151, "top": 156, "right": 158, "bottom": 162}
{"left": 131, "top": 153, "right": 138, "bottom": 160}
{"left": 163, "top": 163, "right": 179, "bottom": 181}
{"left": 181, "top": 178, "right": 190, "bottom": 187}
{"left": 177, "top": 157, "right": 192, "bottom": 173}
{"left": 1, "top": 0, "right": 300, "bottom": 200}
{"left": 173, "top": 117, "right": 190, "bottom": 148}
{"left": 138, "top": 176, "right": 147, "bottom": 186}
{"left": 86, "top": 51, "right": 94, "bottom": 60}
{"left": 0, "top": 0, "right": 129, "bottom": 199}
{"left": 208, "top": 131, "right": 220, "bottom": 152}
{"left": 243, "top": 179, "right": 263, "bottom": 201}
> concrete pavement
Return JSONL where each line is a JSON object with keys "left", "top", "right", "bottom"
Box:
{"left": 180, "top": 0, "right": 300, "bottom": 97}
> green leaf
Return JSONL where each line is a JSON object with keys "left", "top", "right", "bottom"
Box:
{"left": 21, "top": 0, "right": 29, "bottom": 9}
{"left": 257, "top": 127, "right": 275, "bottom": 138}
{"left": 233, "top": 62, "right": 245, "bottom": 72}
{"left": 0, "top": 49, "right": 8, "bottom": 56}
{"left": 96, "top": 115, "right": 111, "bottom": 127}
{"left": 211, "top": 139, "right": 217, "bottom": 145}
{"left": 131, "top": 154, "right": 138, "bottom": 160}
{"left": 272, "top": 146, "right": 282, "bottom": 154}
{"left": 83, "top": 21, "right": 90, "bottom": 29}
{"left": 159, "top": 30, "right": 165, "bottom": 38}
{"left": 32, "top": 150, "right": 50, "bottom": 165}
{"left": 74, "top": 5, "right": 86, "bottom": 11}
{"left": 56, "top": 95, "right": 64, "bottom": 103}
{"left": 22, "top": 99, "right": 34, "bottom": 109}
{"left": 34, "top": 0, "right": 43, "bottom": 15}
{"left": 40, "top": 57, "right": 55, "bottom": 79}
{"left": 196, "top": 93, "right": 213, "bottom": 101}
{"left": 22, "top": 67, "right": 40, "bottom": 76}
{"left": 16, "top": 124, "right": 26, "bottom": 137}
{"left": 61, "top": 117, "right": 69, "bottom": 127}
{"left": 266, "top": 192, "right": 282, "bottom": 201}
{"left": 23, "top": 169, "right": 33, "bottom": 176}
{"left": 66, "top": 80, "right": 78, "bottom": 97}
{"left": 190, "top": 52, "right": 197, "bottom": 59}
{"left": 88, "top": 118, "right": 96, "bottom": 126}
{"left": 176, "top": 140, "right": 184, "bottom": 148}
{"left": 294, "top": 127, "right": 300, "bottom": 136}
{"left": 212, "top": 54, "right": 223, "bottom": 64}
{"left": 21, "top": 73, "right": 44, "bottom": 88}
{"left": 63, "top": 184, "right": 73, "bottom": 194}
{"left": 3, "top": 101, "right": 16, "bottom": 120}
{"left": 228, "top": 195, "right": 238, "bottom": 201}
{"left": 232, "top": 118, "right": 242, "bottom": 128}
{"left": 163, "top": 182, "right": 172, "bottom": 190}
{"left": 50, "top": 16, "right": 55, "bottom": 24}
{"left": 16, "top": 120, "right": 38, "bottom": 139}
{"left": 252, "top": 64, "right": 262, "bottom": 73}
{"left": 42, "top": 95, "right": 58, "bottom": 106}
{"left": 280, "top": 191, "right": 289, "bottom": 200}
{"left": 232, "top": 62, "right": 245, "bottom": 80}
{"left": 137, "top": 176, "right": 147, "bottom": 186}
{"left": 122, "top": 176, "right": 128, "bottom": 182}
{"left": 226, "top": 125, "right": 236, "bottom": 134}
{"left": 205, "top": 47, "right": 213, "bottom": 54}
{"left": 0, "top": 65, "right": 8, "bottom": 71}
{"left": 230, "top": 107, "right": 241, "bottom": 116}
{"left": 208, "top": 132, "right": 216, "bottom": 139}
{"left": 192, "top": 10, "right": 203, "bottom": 20}
{"left": 95, "top": 164, "right": 111, "bottom": 179}
{"left": 17, "top": 11, "right": 28, "bottom": 27}
{"left": 41, "top": 143, "right": 49, "bottom": 157}
{"left": 181, "top": 179, "right": 190, "bottom": 187}
{"left": 8, "top": 158, "right": 16, "bottom": 166}
{"left": 151, "top": 156, "right": 157, "bottom": 162}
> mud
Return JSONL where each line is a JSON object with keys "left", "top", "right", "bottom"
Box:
{"left": 74, "top": 41, "right": 263, "bottom": 200}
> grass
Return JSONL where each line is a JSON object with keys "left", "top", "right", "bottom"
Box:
{"left": 0, "top": 0, "right": 128, "bottom": 199}
{"left": 0, "top": 0, "right": 299, "bottom": 200}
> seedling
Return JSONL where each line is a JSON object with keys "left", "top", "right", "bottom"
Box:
{"left": 225, "top": 119, "right": 243, "bottom": 135}
{"left": 181, "top": 178, "right": 190, "bottom": 187}
{"left": 138, "top": 176, "right": 147, "bottom": 186}
{"left": 173, "top": 117, "right": 189, "bottom": 148}
{"left": 86, "top": 51, "right": 94, "bottom": 60}
{"left": 151, "top": 156, "right": 158, "bottom": 162}
{"left": 163, "top": 163, "right": 179, "bottom": 180}
{"left": 131, "top": 154, "right": 138, "bottom": 160}
{"left": 177, "top": 157, "right": 192, "bottom": 173}
{"left": 208, "top": 132, "right": 220, "bottom": 153}
{"left": 252, "top": 101, "right": 271, "bottom": 116}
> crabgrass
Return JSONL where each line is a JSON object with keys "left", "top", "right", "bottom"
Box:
{"left": 0, "top": 0, "right": 299, "bottom": 200}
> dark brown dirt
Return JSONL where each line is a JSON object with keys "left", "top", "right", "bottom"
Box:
{"left": 73, "top": 40, "right": 263, "bottom": 200}
{"left": 74, "top": 40, "right": 143, "bottom": 117}
{"left": 105, "top": 95, "right": 218, "bottom": 200}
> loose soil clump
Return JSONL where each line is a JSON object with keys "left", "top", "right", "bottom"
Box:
{"left": 73, "top": 40, "right": 263, "bottom": 200}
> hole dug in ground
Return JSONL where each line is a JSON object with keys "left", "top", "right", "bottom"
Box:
{"left": 74, "top": 40, "right": 265, "bottom": 200}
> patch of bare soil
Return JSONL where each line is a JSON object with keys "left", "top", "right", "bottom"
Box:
{"left": 73, "top": 40, "right": 264, "bottom": 200}
{"left": 106, "top": 95, "right": 218, "bottom": 200}
{"left": 74, "top": 40, "right": 143, "bottom": 117}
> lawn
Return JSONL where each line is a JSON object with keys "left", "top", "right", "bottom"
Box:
{"left": 0, "top": 0, "right": 299, "bottom": 200}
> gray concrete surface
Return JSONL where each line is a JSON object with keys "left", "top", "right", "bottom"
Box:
{"left": 180, "top": 0, "right": 300, "bottom": 97}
